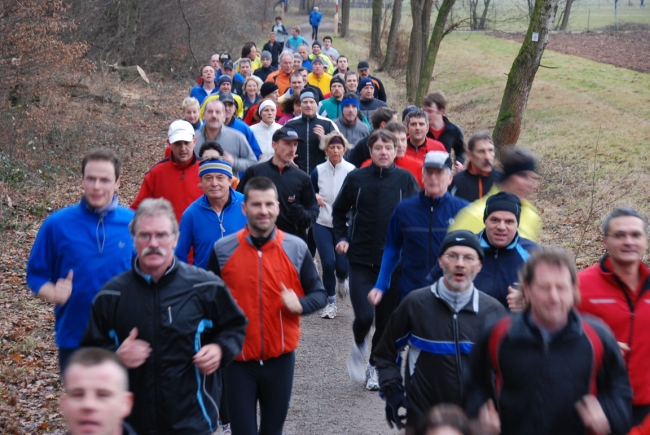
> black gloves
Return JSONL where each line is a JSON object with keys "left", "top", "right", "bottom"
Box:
{"left": 287, "top": 203, "right": 308, "bottom": 226}
{"left": 385, "top": 392, "right": 408, "bottom": 429}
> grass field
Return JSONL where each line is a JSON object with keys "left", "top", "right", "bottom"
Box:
{"left": 348, "top": 0, "right": 650, "bottom": 32}
{"left": 334, "top": 26, "right": 650, "bottom": 263}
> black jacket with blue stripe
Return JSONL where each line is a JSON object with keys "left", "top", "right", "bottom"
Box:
{"left": 81, "top": 259, "right": 248, "bottom": 435}
{"left": 374, "top": 280, "right": 506, "bottom": 418}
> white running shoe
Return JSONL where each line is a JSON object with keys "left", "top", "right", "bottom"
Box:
{"left": 347, "top": 343, "right": 367, "bottom": 383}
{"left": 365, "top": 363, "right": 379, "bottom": 391}
{"left": 220, "top": 423, "right": 231, "bottom": 435}
{"left": 336, "top": 278, "right": 349, "bottom": 300}
{"left": 320, "top": 303, "right": 338, "bottom": 319}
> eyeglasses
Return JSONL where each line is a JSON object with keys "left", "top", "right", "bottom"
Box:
{"left": 135, "top": 232, "right": 174, "bottom": 243}
{"left": 442, "top": 253, "right": 479, "bottom": 264}
{"left": 605, "top": 231, "right": 646, "bottom": 240}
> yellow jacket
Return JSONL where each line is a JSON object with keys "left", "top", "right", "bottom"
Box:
{"left": 199, "top": 94, "right": 244, "bottom": 120}
{"left": 234, "top": 57, "right": 262, "bottom": 74}
{"left": 448, "top": 185, "right": 541, "bottom": 242}
{"left": 308, "top": 72, "right": 332, "bottom": 96}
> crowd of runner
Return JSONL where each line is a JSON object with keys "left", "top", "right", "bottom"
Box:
{"left": 25, "top": 17, "right": 650, "bottom": 435}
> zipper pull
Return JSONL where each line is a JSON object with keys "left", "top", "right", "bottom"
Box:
{"left": 168, "top": 306, "right": 172, "bottom": 324}
{"left": 260, "top": 360, "right": 264, "bottom": 366}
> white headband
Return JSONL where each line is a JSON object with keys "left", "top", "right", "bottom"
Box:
{"left": 258, "top": 99, "right": 276, "bottom": 115}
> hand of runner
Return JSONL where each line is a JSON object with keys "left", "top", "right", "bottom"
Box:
{"left": 368, "top": 289, "right": 383, "bottom": 306}
{"left": 335, "top": 241, "right": 349, "bottom": 254}
{"left": 313, "top": 125, "right": 325, "bottom": 139}
{"left": 478, "top": 399, "right": 500, "bottom": 435}
{"left": 281, "top": 282, "right": 303, "bottom": 314}
{"left": 117, "top": 328, "right": 152, "bottom": 368}
{"left": 575, "top": 394, "right": 611, "bottom": 435}
{"left": 53, "top": 270, "right": 74, "bottom": 305}
{"left": 193, "top": 343, "right": 223, "bottom": 375}
{"left": 507, "top": 286, "right": 526, "bottom": 312}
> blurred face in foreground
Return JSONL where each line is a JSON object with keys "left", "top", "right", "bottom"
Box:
{"left": 524, "top": 261, "right": 576, "bottom": 332}
{"left": 61, "top": 362, "right": 132, "bottom": 435}
{"left": 422, "top": 167, "right": 452, "bottom": 199}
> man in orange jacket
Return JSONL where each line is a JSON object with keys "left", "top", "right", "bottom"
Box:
{"left": 207, "top": 175, "right": 326, "bottom": 435}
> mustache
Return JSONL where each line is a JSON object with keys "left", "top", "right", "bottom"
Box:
{"left": 142, "top": 247, "right": 167, "bottom": 257}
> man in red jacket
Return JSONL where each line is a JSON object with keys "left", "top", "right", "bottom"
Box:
{"left": 207, "top": 176, "right": 326, "bottom": 435}
{"left": 404, "top": 109, "right": 446, "bottom": 163}
{"left": 577, "top": 207, "right": 650, "bottom": 427}
{"left": 131, "top": 120, "right": 203, "bottom": 222}
{"left": 512, "top": 207, "right": 650, "bottom": 427}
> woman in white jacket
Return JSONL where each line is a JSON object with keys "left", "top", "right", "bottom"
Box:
{"left": 310, "top": 131, "right": 356, "bottom": 319}
{"left": 250, "top": 99, "right": 281, "bottom": 161}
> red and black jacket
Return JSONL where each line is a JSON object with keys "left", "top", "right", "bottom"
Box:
{"left": 578, "top": 255, "right": 650, "bottom": 406}
{"left": 465, "top": 310, "right": 632, "bottom": 435}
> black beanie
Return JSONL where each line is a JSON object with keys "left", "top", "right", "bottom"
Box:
{"left": 439, "top": 230, "right": 484, "bottom": 262}
{"left": 483, "top": 191, "right": 521, "bottom": 223}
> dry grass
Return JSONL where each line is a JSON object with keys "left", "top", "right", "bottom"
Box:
{"left": 333, "top": 29, "right": 650, "bottom": 265}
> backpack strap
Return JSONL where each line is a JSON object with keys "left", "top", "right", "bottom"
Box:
{"left": 582, "top": 319, "right": 605, "bottom": 395}
{"left": 488, "top": 316, "right": 512, "bottom": 396}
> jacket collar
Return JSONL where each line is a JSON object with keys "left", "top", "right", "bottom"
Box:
{"left": 169, "top": 154, "right": 197, "bottom": 170}
{"left": 243, "top": 226, "right": 279, "bottom": 249}
{"left": 479, "top": 229, "right": 521, "bottom": 251}
{"left": 419, "top": 190, "right": 449, "bottom": 205}
{"left": 599, "top": 254, "right": 650, "bottom": 295}
{"left": 467, "top": 161, "right": 492, "bottom": 178}
{"left": 430, "top": 280, "right": 480, "bottom": 313}
{"left": 509, "top": 308, "right": 583, "bottom": 344}
{"left": 199, "top": 188, "right": 236, "bottom": 210}
{"left": 133, "top": 257, "right": 179, "bottom": 285}
{"left": 369, "top": 161, "right": 396, "bottom": 175}
{"left": 80, "top": 194, "right": 119, "bottom": 217}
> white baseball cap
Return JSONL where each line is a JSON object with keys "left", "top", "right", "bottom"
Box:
{"left": 167, "top": 120, "right": 195, "bottom": 143}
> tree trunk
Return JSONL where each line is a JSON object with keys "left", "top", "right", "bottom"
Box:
{"left": 406, "top": 0, "right": 425, "bottom": 102}
{"left": 492, "top": 0, "right": 560, "bottom": 152}
{"left": 414, "top": 0, "right": 456, "bottom": 105}
{"left": 558, "top": 0, "right": 574, "bottom": 30}
{"left": 469, "top": 0, "right": 479, "bottom": 30}
{"left": 380, "top": 0, "right": 403, "bottom": 70}
{"left": 420, "top": 0, "right": 434, "bottom": 63}
{"left": 479, "top": 0, "right": 491, "bottom": 29}
{"left": 370, "top": 0, "right": 384, "bottom": 58}
{"left": 121, "top": 0, "right": 139, "bottom": 63}
{"left": 341, "top": 0, "right": 351, "bottom": 37}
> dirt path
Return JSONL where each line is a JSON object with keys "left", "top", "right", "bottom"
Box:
{"left": 283, "top": 297, "right": 399, "bottom": 434}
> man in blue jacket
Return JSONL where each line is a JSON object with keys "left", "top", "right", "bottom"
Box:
{"left": 176, "top": 159, "right": 248, "bottom": 269}
{"left": 309, "top": 6, "right": 323, "bottom": 41}
{"left": 27, "top": 149, "right": 134, "bottom": 373}
{"left": 428, "top": 192, "right": 539, "bottom": 310}
{"left": 370, "top": 150, "right": 468, "bottom": 303}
